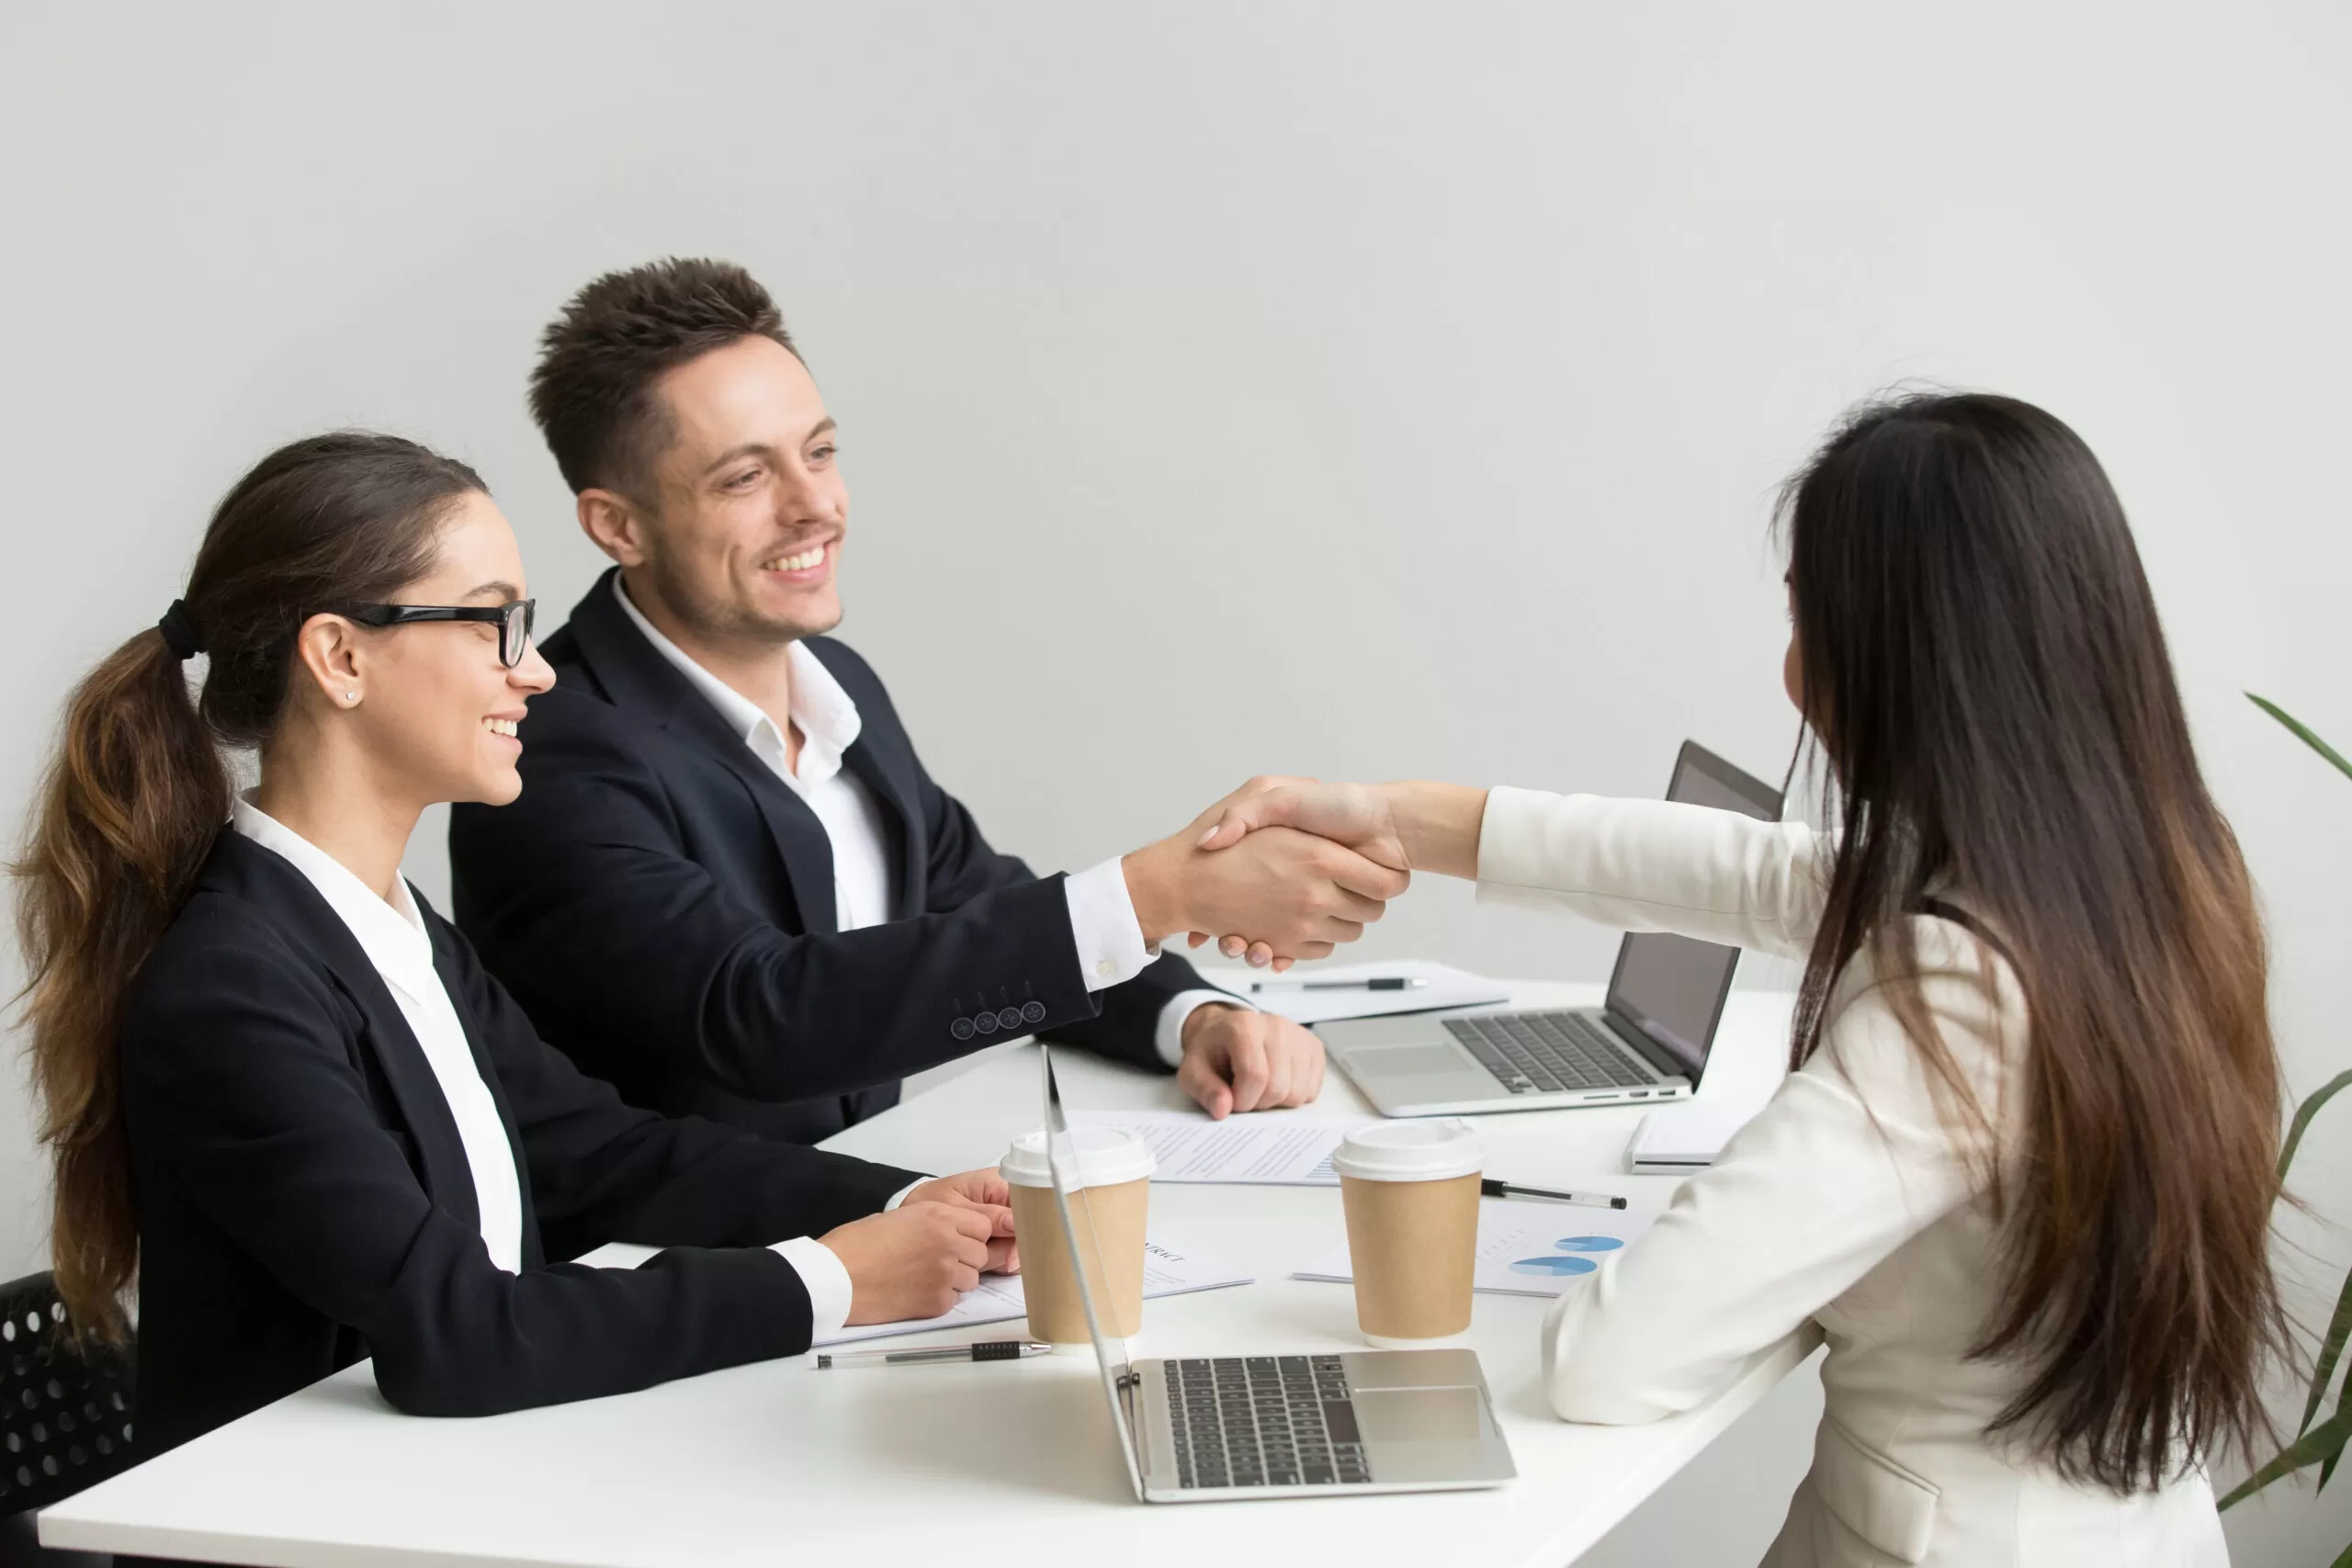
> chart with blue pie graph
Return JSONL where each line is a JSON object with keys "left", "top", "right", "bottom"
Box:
{"left": 1509, "top": 1254, "right": 1598, "bottom": 1278}
{"left": 1555, "top": 1235, "right": 1624, "bottom": 1253}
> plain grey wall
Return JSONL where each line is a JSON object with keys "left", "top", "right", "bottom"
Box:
{"left": 5, "top": 3, "right": 2349, "bottom": 1560}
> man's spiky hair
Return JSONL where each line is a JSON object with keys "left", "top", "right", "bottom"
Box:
{"left": 528, "top": 257, "right": 797, "bottom": 500}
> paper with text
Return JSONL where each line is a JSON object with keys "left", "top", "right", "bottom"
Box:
{"left": 1068, "top": 1109, "right": 1375, "bottom": 1186}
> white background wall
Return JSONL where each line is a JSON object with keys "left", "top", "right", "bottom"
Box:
{"left": 5, "top": 3, "right": 2348, "bottom": 1560}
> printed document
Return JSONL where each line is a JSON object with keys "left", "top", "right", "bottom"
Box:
{"left": 1291, "top": 1199, "right": 1655, "bottom": 1298}
{"left": 1069, "top": 1109, "right": 1374, "bottom": 1186}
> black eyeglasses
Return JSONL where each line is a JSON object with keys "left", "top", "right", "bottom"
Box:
{"left": 343, "top": 599, "right": 537, "bottom": 668}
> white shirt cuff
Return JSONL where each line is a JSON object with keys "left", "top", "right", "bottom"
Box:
{"left": 772, "top": 1235, "right": 855, "bottom": 1343}
{"left": 1153, "top": 988, "right": 1255, "bottom": 1069}
{"left": 884, "top": 1179, "right": 924, "bottom": 1212}
{"left": 1064, "top": 857, "right": 1155, "bottom": 992}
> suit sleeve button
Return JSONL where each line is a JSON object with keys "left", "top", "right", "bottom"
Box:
{"left": 1023, "top": 1000, "right": 1047, "bottom": 1024}
{"left": 998, "top": 1008, "right": 1023, "bottom": 1031}
{"left": 972, "top": 1011, "right": 998, "bottom": 1035}
{"left": 951, "top": 1017, "right": 975, "bottom": 1041}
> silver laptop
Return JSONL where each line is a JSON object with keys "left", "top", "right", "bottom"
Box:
{"left": 1320, "top": 741, "right": 1782, "bottom": 1118}
{"left": 1037, "top": 1046, "right": 1516, "bottom": 1501}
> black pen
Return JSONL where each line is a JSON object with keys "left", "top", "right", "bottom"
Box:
{"left": 1481, "top": 1179, "right": 1629, "bottom": 1211}
{"left": 1250, "top": 977, "right": 1429, "bottom": 993}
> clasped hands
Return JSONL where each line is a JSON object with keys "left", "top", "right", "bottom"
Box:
{"left": 1114, "top": 777, "right": 1439, "bottom": 1117}
{"left": 1126, "top": 775, "right": 1419, "bottom": 970}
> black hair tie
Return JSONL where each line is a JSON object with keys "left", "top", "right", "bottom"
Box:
{"left": 157, "top": 599, "right": 205, "bottom": 660}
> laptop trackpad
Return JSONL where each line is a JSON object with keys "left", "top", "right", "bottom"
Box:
{"left": 1347, "top": 1043, "right": 1471, "bottom": 1079}
{"left": 1352, "top": 1385, "right": 1487, "bottom": 1443}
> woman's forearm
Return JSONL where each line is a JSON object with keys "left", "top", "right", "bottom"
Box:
{"left": 1382, "top": 781, "right": 1489, "bottom": 880}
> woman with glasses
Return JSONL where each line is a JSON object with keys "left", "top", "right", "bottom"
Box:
{"left": 17, "top": 432, "right": 1017, "bottom": 1459}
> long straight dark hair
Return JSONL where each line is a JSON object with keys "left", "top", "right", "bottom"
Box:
{"left": 13, "top": 432, "right": 484, "bottom": 1340}
{"left": 1778, "top": 391, "right": 2286, "bottom": 1491}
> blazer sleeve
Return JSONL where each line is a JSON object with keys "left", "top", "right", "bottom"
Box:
{"left": 1474, "top": 788, "right": 1829, "bottom": 960}
{"left": 1540, "top": 917, "right": 2022, "bottom": 1424}
{"left": 899, "top": 726, "right": 1202, "bottom": 1072}
{"left": 453, "top": 686, "right": 1114, "bottom": 1102}
{"left": 433, "top": 917, "right": 922, "bottom": 1262}
{"left": 122, "top": 928, "right": 881, "bottom": 1420}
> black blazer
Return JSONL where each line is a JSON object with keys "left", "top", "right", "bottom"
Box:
{"left": 447, "top": 570, "right": 1218, "bottom": 1144}
{"left": 120, "top": 830, "right": 921, "bottom": 1459}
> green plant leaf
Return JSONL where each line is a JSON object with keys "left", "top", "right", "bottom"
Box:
{"left": 2307, "top": 1268, "right": 2352, "bottom": 1438}
{"left": 2219, "top": 1405, "right": 2352, "bottom": 1507}
{"left": 2282, "top": 1070, "right": 2352, "bottom": 1180}
{"left": 2248, "top": 694, "right": 2352, "bottom": 784}
{"left": 2332, "top": 1539, "right": 2351, "bottom": 1568}
{"left": 2322, "top": 1356, "right": 2351, "bottom": 1493}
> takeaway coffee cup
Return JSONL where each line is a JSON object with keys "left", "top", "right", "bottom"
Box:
{"left": 1333, "top": 1119, "right": 1486, "bottom": 1348}
{"left": 1000, "top": 1127, "right": 1156, "bottom": 1343}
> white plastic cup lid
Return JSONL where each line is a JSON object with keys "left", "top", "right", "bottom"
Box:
{"left": 1331, "top": 1119, "right": 1485, "bottom": 1182}
{"left": 1000, "top": 1127, "right": 1157, "bottom": 1190}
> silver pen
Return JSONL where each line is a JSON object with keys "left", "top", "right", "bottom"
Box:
{"left": 813, "top": 1339, "right": 1054, "bottom": 1370}
{"left": 1250, "top": 977, "right": 1429, "bottom": 993}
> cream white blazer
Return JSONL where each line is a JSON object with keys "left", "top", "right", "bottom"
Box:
{"left": 1476, "top": 788, "right": 2230, "bottom": 1568}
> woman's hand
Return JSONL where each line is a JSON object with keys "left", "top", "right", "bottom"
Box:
{"left": 898, "top": 1168, "right": 1019, "bottom": 1274}
{"left": 1195, "top": 781, "right": 1410, "bottom": 870}
{"left": 823, "top": 1200, "right": 1001, "bottom": 1325}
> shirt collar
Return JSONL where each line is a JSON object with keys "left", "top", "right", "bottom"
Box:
{"left": 230, "top": 794, "right": 440, "bottom": 998}
{"left": 611, "top": 574, "right": 862, "bottom": 784}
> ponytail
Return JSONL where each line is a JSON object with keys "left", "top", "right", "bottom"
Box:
{"left": 16, "top": 626, "right": 228, "bottom": 1340}
{"left": 12, "top": 431, "right": 485, "bottom": 1343}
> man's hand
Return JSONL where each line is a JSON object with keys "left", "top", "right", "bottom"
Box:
{"left": 1177, "top": 1004, "right": 1327, "bottom": 1119}
{"left": 1123, "top": 798, "right": 1408, "bottom": 966}
{"left": 898, "top": 1168, "right": 1019, "bottom": 1274}
{"left": 822, "top": 1200, "right": 1000, "bottom": 1325}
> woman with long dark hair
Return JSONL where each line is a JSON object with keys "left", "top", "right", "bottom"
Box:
{"left": 1197, "top": 392, "right": 2279, "bottom": 1564}
{"left": 16, "top": 432, "right": 1015, "bottom": 1456}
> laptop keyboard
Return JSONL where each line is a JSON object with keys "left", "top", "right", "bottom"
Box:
{"left": 1163, "top": 1355, "right": 1370, "bottom": 1489}
{"left": 1444, "top": 1011, "right": 1653, "bottom": 1094}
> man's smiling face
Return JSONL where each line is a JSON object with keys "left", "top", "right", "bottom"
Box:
{"left": 629, "top": 333, "right": 848, "bottom": 647}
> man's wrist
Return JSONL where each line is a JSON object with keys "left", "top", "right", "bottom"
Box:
{"left": 1160, "top": 992, "right": 1249, "bottom": 1070}
{"left": 1121, "top": 840, "right": 1185, "bottom": 947}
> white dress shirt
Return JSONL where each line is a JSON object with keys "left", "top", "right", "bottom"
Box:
{"left": 614, "top": 579, "right": 1238, "bottom": 1066}
{"left": 232, "top": 797, "right": 865, "bottom": 1338}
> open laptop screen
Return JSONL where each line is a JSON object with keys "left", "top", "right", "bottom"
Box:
{"left": 1602, "top": 742, "right": 1785, "bottom": 1077}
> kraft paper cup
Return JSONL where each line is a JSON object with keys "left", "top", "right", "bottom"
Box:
{"left": 1001, "top": 1128, "right": 1156, "bottom": 1344}
{"left": 1333, "top": 1120, "right": 1485, "bottom": 1348}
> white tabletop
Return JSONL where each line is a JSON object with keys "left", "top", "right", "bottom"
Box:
{"left": 42, "top": 982, "right": 1805, "bottom": 1568}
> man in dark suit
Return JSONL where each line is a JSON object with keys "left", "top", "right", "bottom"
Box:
{"left": 448, "top": 258, "right": 1404, "bottom": 1144}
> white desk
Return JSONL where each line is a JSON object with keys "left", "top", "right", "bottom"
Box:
{"left": 42, "top": 984, "right": 1804, "bottom": 1568}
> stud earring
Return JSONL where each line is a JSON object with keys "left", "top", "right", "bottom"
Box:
{"left": 344, "top": 691, "right": 359, "bottom": 704}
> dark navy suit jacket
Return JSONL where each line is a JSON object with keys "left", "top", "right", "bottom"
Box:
{"left": 447, "top": 570, "right": 1216, "bottom": 1144}
{"left": 121, "top": 830, "right": 918, "bottom": 1459}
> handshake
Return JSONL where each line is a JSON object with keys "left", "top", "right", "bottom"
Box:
{"left": 822, "top": 779, "right": 1484, "bottom": 1327}
{"left": 1120, "top": 777, "right": 1442, "bottom": 972}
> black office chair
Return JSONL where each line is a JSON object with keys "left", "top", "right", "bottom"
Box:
{"left": 0, "top": 1272, "right": 130, "bottom": 1568}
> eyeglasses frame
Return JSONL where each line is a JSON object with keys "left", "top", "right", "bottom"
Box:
{"left": 339, "top": 599, "right": 537, "bottom": 669}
